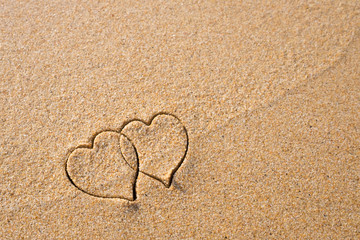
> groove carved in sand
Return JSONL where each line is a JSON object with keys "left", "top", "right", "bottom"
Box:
{"left": 65, "top": 113, "right": 189, "bottom": 200}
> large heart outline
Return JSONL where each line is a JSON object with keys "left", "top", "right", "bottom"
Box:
{"left": 65, "top": 131, "right": 139, "bottom": 201}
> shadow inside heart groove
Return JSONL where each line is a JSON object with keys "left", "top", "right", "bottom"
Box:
{"left": 65, "top": 113, "right": 189, "bottom": 200}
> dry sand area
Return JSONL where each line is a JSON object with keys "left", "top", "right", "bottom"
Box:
{"left": 1, "top": 1, "right": 359, "bottom": 239}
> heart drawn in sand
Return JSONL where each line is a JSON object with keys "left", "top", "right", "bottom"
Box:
{"left": 66, "top": 131, "right": 139, "bottom": 200}
{"left": 65, "top": 113, "right": 188, "bottom": 200}
{"left": 121, "top": 114, "right": 188, "bottom": 187}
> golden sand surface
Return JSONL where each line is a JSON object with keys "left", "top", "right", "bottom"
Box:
{"left": 1, "top": 1, "right": 359, "bottom": 239}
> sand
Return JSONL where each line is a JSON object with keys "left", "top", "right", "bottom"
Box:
{"left": 1, "top": 1, "right": 359, "bottom": 239}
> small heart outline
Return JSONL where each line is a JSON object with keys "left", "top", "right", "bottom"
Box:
{"left": 120, "top": 113, "right": 189, "bottom": 188}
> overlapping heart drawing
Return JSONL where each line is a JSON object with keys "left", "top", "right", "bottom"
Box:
{"left": 65, "top": 113, "right": 188, "bottom": 201}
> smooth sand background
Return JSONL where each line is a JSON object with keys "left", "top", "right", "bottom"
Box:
{"left": 1, "top": 1, "right": 359, "bottom": 239}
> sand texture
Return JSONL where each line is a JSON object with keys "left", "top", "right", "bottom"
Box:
{"left": 1, "top": 1, "right": 359, "bottom": 239}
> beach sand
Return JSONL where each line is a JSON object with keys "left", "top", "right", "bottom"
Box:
{"left": 1, "top": 1, "right": 359, "bottom": 239}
